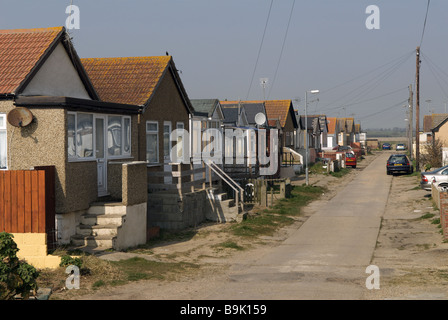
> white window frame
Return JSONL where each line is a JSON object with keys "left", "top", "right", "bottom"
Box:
{"left": 0, "top": 114, "right": 7, "bottom": 170}
{"left": 68, "top": 111, "right": 95, "bottom": 162}
{"left": 163, "top": 121, "right": 172, "bottom": 161}
{"left": 107, "top": 115, "right": 132, "bottom": 159}
{"left": 146, "top": 121, "right": 159, "bottom": 164}
{"left": 68, "top": 112, "right": 132, "bottom": 162}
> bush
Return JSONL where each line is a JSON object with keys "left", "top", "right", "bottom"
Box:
{"left": 0, "top": 232, "right": 39, "bottom": 300}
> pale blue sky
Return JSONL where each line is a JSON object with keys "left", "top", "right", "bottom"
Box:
{"left": 2, "top": 0, "right": 446, "bottom": 129}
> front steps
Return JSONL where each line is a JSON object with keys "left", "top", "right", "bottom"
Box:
{"left": 71, "top": 202, "right": 126, "bottom": 250}
{"left": 207, "top": 188, "right": 245, "bottom": 223}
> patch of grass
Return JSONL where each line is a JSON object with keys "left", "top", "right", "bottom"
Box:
{"left": 432, "top": 218, "right": 441, "bottom": 225}
{"left": 419, "top": 213, "right": 435, "bottom": 220}
{"left": 231, "top": 185, "right": 324, "bottom": 239}
{"left": 309, "top": 162, "right": 327, "bottom": 175}
{"left": 214, "top": 241, "right": 245, "bottom": 251}
{"left": 92, "top": 280, "right": 106, "bottom": 289}
{"left": 329, "top": 168, "right": 350, "bottom": 178}
{"left": 230, "top": 213, "right": 294, "bottom": 238}
{"left": 110, "top": 257, "right": 199, "bottom": 282}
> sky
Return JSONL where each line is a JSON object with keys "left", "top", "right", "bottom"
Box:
{"left": 1, "top": 0, "right": 447, "bottom": 129}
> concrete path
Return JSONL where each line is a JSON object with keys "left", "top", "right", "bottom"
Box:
{"left": 205, "top": 153, "right": 392, "bottom": 300}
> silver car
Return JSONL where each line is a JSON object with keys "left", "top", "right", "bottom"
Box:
{"left": 420, "top": 165, "right": 448, "bottom": 190}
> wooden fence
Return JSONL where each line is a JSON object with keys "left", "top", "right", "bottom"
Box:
{"left": 0, "top": 166, "right": 55, "bottom": 249}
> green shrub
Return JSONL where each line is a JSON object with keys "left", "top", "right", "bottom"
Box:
{"left": 59, "top": 255, "right": 83, "bottom": 269}
{"left": 0, "top": 232, "right": 39, "bottom": 300}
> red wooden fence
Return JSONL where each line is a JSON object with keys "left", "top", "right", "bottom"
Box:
{"left": 0, "top": 166, "right": 55, "bottom": 249}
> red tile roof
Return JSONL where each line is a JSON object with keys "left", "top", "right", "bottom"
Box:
{"left": 327, "top": 117, "right": 337, "bottom": 134}
{"left": 0, "top": 27, "right": 63, "bottom": 95}
{"left": 81, "top": 56, "right": 172, "bottom": 106}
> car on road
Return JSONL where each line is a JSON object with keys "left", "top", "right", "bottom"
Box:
{"left": 386, "top": 154, "right": 413, "bottom": 175}
{"left": 345, "top": 152, "right": 357, "bottom": 168}
{"left": 420, "top": 165, "right": 448, "bottom": 190}
{"left": 396, "top": 143, "right": 406, "bottom": 151}
{"left": 382, "top": 143, "right": 391, "bottom": 150}
{"left": 333, "top": 145, "right": 353, "bottom": 153}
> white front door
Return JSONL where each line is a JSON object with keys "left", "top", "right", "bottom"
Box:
{"left": 95, "top": 116, "right": 107, "bottom": 196}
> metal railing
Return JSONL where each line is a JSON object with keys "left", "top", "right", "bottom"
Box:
{"left": 206, "top": 161, "right": 244, "bottom": 211}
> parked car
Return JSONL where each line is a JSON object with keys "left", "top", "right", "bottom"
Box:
{"left": 345, "top": 152, "right": 357, "bottom": 168}
{"left": 386, "top": 154, "right": 413, "bottom": 175}
{"left": 382, "top": 143, "right": 391, "bottom": 150}
{"left": 433, "top": 180, "right": 448, "bottom": 191}
{"left": 396, "top": 143, "right": 406, "bottom": 151}
{"left": 333, "top": 145, "right": 353, "bottom": 152}
{"left": 420, "top": 165, "right": 448, "bottom": 190}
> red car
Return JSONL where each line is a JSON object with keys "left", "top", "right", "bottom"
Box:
{"left": 345, "top": 152, "right": 357, "bottom": 168}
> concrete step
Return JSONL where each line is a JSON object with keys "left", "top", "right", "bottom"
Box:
{"left": 76, "top": 224, "right": 119, "bottom": 237}
{"left": 71, "top": 234, "right": 116, "bottom": 248}
{"left": 87, "top": 202, "right": 126, "bottom": 215}
{"left": 220, "top": 199, "right": 235, "bottom": 208}
{"left": 214, "top": 192, "right": 228, "bottom": 201}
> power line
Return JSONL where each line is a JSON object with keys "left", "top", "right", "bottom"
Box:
{"left": 319, "top": 51, "right": 413, "bottom": 111}
{"left": 267, "top": 0, "right": 296, "bottom": 99}
{"left": 359, "top": 99, "right": 408, "bottom": 121}
{"left": 246, "top": 0, "right": 274, "bottom": 100}
{"left": 319, "top": 50, "right": 414, "bottom": 96}
{"left": 420, "top": 0, "right": 431, "bottom": 47}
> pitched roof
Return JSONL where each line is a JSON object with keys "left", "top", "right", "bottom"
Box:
{"left": 220, "top": 101, "right": 266, "bottom": 125}
{"left": 424, "top": 114, "right": 448, "bottom": 132}
{"left": 81, "top": 56, "right": 192, "bottom": 114}
{"left": 221, "top": 104, "right": 245, "bottom": 125}
{"left": 221, "top": 99, "right": 295, "bottom": 128}
{"left": 0, "top": 27, "right": 64, "bottom": 95}
{"left": 191, "top": 99, "right": 220, "bottom": 117}
{"left": 327, "top": 117, "right": 338, "bottom": 134}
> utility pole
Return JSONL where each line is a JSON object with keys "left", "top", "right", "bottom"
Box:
{"left": 408, "top": 84, "right": 413, "bottom": 161}
{"left": 415, "top": 46, "right": 420, "bottom": 171}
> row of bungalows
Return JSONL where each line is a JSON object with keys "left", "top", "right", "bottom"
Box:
{"left": 0, "top": 26, "right": 365, "bottom": 258}
{"left": 0, "top": 26, "right": 300, "bottom": 255}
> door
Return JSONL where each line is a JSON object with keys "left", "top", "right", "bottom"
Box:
{"left": 95, "top": 116, "right": 107, "bottom": 196}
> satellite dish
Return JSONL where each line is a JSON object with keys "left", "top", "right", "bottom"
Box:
{"left": 254, "top": 112, "right": 266, "bottom": 126}
{"left": 7, "top": 107, "right": 34, "bottom": 127}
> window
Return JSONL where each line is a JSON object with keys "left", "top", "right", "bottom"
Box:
{"left": 146, "top": 121, "right": 158, "bottom": 163}
{"left": 163, "top": 122, "right": 171, "bottom": 160}
{"left": 108, "top": 116, "right": 122, "bottom": 156}
{"left": 76, "top": 113, "right": 94, "bottom": 158}
{"left": 123, "top": 117, "right": 131, "bottom": 155}
{"left": 68, "top": 112, "right": 131, "bottom": 161}
{"left": 0, "top": 114, "right": 6, "bottom": 169}
{"left": 176, "top": 122, "right": 184, "bottom": 159}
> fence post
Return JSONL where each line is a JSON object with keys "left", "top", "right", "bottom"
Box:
{"left": 260, "top": 180, "right": 267, "bottom": 207}
{"left": 190, "top": 163, "right": 195, "bottom": 192}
